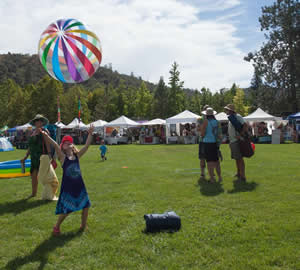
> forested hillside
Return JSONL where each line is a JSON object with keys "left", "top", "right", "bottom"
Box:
{"left": 0, "top": 51, "right": 291, "bottom": 127}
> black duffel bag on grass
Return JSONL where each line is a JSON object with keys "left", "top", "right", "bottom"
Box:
{"left": 144, "top": 211, "right": 181, "bottom": 232}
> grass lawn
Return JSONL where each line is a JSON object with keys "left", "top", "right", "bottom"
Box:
{"left": 1, "top": 144, "right": 300, "bottom": 270}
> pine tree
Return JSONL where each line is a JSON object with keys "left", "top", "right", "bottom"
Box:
{"left": 188, "top": 90, "right": 202, "bottom": 115}
{"left": 125, "top": 86, "right": 138, "bottom": 118}
{"left": 230, "top": 83, "right": 237, "bottom": 97}
{"left": 135, "top": 82, "right": 153, "bottom": 119}
{"left": 200, "top": 87, "right": 213, "bottom": 109}
{"left": 104, "top": 84, "right": 119, "bottom": 121}
{"left": 245, "top": 0, "right": 300, "bottom": 111}
{"left": 249, "top": 68, "right": 263, "bottom": 109}
{"left": 233, "top": 87, "right": 248, "bottom": 116}
{"left": 89, "top": 87, "right": 106, "bottom": 121}
{"left": 115, "top": 81, "right": 128, "bottom": 116}
{"left": 167, "top": 62, "right": 185, "bottom": 116}
{"left": 153, "top": 77, "right": 169, "bottom": 118}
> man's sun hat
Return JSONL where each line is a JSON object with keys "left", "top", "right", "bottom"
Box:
{"left": 29, "top": 114, "right": 49, "bottom": 126}
{"left": 224, "top": 104, "right": 236, "bottom": 113}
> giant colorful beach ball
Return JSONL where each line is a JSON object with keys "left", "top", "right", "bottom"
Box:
{"left": 38, "top": 18, "right": 102, "bottom": 83}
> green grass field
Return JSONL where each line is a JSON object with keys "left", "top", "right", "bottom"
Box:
{"left": 1, "top": 144, "right": 300, "bottom": 270}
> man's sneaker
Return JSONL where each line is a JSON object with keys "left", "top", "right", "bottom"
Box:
{"left": 240, "top": 177, "right": 246, "bottom": 183}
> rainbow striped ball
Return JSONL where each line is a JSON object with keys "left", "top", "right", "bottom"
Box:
{"left": 38, "top": 19, "right": 102, "bottom": 83}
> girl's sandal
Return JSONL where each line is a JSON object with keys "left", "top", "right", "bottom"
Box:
{"left": 79, "top": 225, "right": 88, "bottom": 232}
{"left": 52, "top": 226, "right": 60, "bottom": 236}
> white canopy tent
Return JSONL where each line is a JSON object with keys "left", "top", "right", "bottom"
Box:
{"left": 215, "top": 112, "right": 228, "bottom": 122}
{"left": 141, "top": 118, "right": 166, "bottom": 126}
{"left": 64, "top": 118, "right": 87, "bottom": 129}
{"left": 244, "top": 108, "right": 276, "bottom": 121}
{"left": 244, "top": 108, "right": 281, "bottom": 136}
{"left": 273, "top": 120, "right": 289, "bottom": 128}
{"left": 89, "top": 119, "right": 108, "bottom": 128}
{"left": 55, "top": 121, "right": 66, "bottom": 128}
{"left": 105, "top": 116, "right": 138, "bottom": 128}
{"left": 166, "top": 110, "right": 200, "bottom": 124}
{"left": 104, "top": 116, "right": 138, "bottom": 145}
{"left": 166, "top": 110, "right": 200, "bottom": 144}
{"left": 16, "top": 123, "right": 32, "bottom": 131}
{"left": 88, "top": 119, "right": 108, "bottom": 135}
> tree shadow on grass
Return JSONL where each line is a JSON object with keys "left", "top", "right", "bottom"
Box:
{"left": 227, "top": 179, "right": 258, "bottom": 194}
{"left": 0, "top": 198, "right": 52, "bottom": 216}
{"left": 197, "top": 178, "right": 224, "bottom": 197}
{"left": 5, "top": 231, "right": 82, "bottom": 270}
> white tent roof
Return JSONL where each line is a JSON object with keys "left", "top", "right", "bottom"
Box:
{"left": 244, "top": 108, "right": 276, "bottom": 121}
{"left": 274, "top": 120, "right": 288, "bottom": 128}
{"left": 64, "top": 118, "right": 87, "bottom": 129}
{"left": 16, "top": 123, "right": 32, "bottom": 130}
{"left": 89, "top": 119, "right": 108, "bottom": 128}
{"left": 105, "top": 116, "right": 139, "bottom": 127}
{"left": 141, "top": 118, "right": 166, "bottom": 126}
{"left": 166, "top": 110, "right": 200, "bottom": 124}
{"left": 55, "top": 121, "right": 66, "bottom": 128}
{"left": 215, "top": 112, "right": 228, "bottom": 122}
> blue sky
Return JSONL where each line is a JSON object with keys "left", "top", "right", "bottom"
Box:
{"left": 225, "top": 0, "right": 267, "bottom": 52}
{"left": 195, "top": 0, "right": 266, "bottom": 51}
{"left": 0, "top": 0, "right": 273, "bottom": 91}
{"left": 182, "top": 0, "right": 269, "bottom": 52}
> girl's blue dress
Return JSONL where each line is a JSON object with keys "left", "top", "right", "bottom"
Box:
{"left": 55, "top": 155, "right": 91, "bottom": 214}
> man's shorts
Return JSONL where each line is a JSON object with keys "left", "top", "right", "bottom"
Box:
{"left": 230, "top": 141, "right": 242, "bottom": 160}
{"left": 198, "top": 142, "right": 205, "bottom": 160}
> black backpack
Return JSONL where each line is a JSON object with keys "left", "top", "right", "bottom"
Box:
{"left": 144, "top": 211, "right": 181, "bottom": 233}
{"left": 228, "top": 114, "right": 243, "bottom": 133}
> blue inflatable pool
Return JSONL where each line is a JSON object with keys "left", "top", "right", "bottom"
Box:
{"left": 0, "top": 159, "right": 31, "bottom": 178}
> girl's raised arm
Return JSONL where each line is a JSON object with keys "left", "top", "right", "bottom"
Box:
{"left": 77, "top": 125, "right": 94, "bottom": 159}
{"left": 40, "top": 129, "right": 65, "bottom": 163}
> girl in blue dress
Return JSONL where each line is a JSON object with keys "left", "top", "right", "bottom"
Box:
{"left": 41, "top": 125, "right": 94, "bottom": 235}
